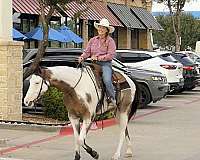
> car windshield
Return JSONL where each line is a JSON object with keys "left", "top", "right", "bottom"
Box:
{"left": 112, "top": 58, "right": 127, "bottom": 69}
{"left": 171, "top": 53, "right": 194, "bottom": 66}
{"left": 159, "top": 53, "right": 178, "bottom": 63}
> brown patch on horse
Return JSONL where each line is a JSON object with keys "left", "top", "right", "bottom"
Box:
{"left": 37, "top": 67, "right": 53, "bottom": 82}
{"left": 118, "top": 89, "right": 133, "bottom": 113}
{"left": 37, "top": 68, "right": 90, "bottom": 118}
{"left": 86, "top": 93, "right": 92, "bottom": 103}
{"left": 51, "top": 79, "right": 90, "bottom": 119}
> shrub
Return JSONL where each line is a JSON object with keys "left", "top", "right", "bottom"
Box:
{"left": 41, "top": 87, "right": 68, "bottom": 121}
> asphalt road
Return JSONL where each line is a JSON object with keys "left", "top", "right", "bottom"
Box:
{"left": 0, "top": 87, "right": 200, "bottom": 160}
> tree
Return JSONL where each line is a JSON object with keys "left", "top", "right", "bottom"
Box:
{"left": 153, "top": 14, "right": 200, "bottom": 50}
{"left": 23, "top": 0, "right": 86, "bottom": 80}
{"left": 156, "top": 0, "right": 190, "bottom": 51}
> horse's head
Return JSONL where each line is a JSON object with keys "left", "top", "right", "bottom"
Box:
{"left": 24, "top": 70, "right": 50, "bottom": 107}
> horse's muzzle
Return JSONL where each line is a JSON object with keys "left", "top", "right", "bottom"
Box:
{"left": 24, "top": 100, "right": 34, "bottom": 107}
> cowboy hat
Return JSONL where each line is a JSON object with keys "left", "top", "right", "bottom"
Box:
{"left": 94, "top": 18, "right": 115, "bottom": 33}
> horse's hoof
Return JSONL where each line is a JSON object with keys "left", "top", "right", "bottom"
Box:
{"left": 91, "top": 150, "right": 99, "bottom": 159}
{"left": 74, "top": 151, "right": 81, "bottom": 160}
{"left": 111, "top": 154, "right": 120, "bottom": 160}
{"left": 124, "top": 152, "right": 133, "bottom": 158}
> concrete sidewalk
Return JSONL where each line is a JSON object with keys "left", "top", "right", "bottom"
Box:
{"left": 0, "top": 87, "right": 200, "bottom": 160}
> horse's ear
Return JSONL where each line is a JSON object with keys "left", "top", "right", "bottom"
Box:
{"left": 34, "top": 66, "right": 42, "bottom": 76}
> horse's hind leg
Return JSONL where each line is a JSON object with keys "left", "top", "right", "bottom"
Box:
{"left": 82, "top": 140, "right": 99, "bottom": 159}
{"left": 124, "top": 127, "right": 133, "bottom": 158}
{"left": 112, "top": 112, "right": 128, "bottom": 160}
{"left": 79, "top": 118, "right": 99, "bottom": 159}
{"left": 68, "top": 115, "right": 81, "bottom": 160}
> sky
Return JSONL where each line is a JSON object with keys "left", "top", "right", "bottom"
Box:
{"left": 152, "top": 1, "right": 200, "bottom": 12}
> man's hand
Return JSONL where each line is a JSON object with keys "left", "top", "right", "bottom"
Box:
{"left": 78, "top": 56, "right": 84, "bottom": 63}
{"left": 91, "top": 55, "right": 98, "bottom": 61}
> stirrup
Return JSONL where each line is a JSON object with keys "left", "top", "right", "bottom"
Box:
{"left": 107, "top": 97, "right": 117, "bottom": 107}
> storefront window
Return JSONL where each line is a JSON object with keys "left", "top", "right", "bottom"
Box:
{"left": 88, "top": 20, "right": 94, "bottom": 40}
{"left": 50, "top": 20, "right": 61, "bottom": 48}
{"left": 111, "top": 28, "right": 118, "bottom": 49}
{"left": 22, "top": 19, "right": 29, "bottom": 33}
{"left": 64, "top": 17, "right": 83, "bottom": 48}
{"left": 131, "top": 29, "right": 139, "bottom": 49}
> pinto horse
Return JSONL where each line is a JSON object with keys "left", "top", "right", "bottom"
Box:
{"left": 24, "top": 64, "right": 140, "bottom": 160}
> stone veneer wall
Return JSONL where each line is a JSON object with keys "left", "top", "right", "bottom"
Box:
{"left": 0, "top": 40, "right": 23, "bottom": 120}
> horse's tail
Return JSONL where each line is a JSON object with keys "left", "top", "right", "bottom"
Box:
{"left": 128, "top": 79, "right": 141, "bottom": 121}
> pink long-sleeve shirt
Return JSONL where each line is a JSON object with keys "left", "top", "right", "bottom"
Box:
{"left": 81, "top": 36, "right": 116, "bottom": 61}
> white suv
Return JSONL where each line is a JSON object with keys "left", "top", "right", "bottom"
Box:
{"left": 116, "top": 50, "right": 184, "bottom": 92}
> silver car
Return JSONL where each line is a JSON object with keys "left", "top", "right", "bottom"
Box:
{"left": 112, "top": 59, "right": 169, "bottom": 107}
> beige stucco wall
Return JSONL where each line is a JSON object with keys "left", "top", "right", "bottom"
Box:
{"left": 0, "top": 0, "right": 23, "bottom": 120}
{"left": 118, "top": 27, "right": 132, "bottom": 49}
{"left": 0, "top": 41, "right": 23, "bottom": 120}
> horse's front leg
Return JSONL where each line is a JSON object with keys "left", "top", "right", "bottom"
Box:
{"left": 112, "top": 112, "right": 128, "bottom": 160}
{"left": 124, "top": 127, "right": 133, "bottom": 158}
{"left": 68, "top": 115, "right": 81, "bottom": 160}
{"left": 79, "top": 118, "right": 99, "bottom": 159}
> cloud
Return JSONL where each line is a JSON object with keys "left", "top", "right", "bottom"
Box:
{"left": 152, "top": 1, "right": 200, "bottom": 12}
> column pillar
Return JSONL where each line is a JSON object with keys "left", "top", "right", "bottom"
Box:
{"left": 82, "top": 19, "right": 88, "bottom": 48}
{"left": 0, "top": 0, "right": 23, "bottom": 120}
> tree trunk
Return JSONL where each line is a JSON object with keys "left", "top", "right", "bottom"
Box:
{"left": 168, "top": 0, "right": 182, "bottom": 52}
{"left": 175, "top": 11, "right": 181, "bottom": 52}
{"left": 23, "top": 1, "right": 55, "bottom": 80}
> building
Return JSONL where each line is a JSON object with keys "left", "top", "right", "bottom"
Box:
{"left": 12, "top": 0, "right": 163, "bottom": 50}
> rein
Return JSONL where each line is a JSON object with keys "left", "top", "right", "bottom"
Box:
{"left": 72, "top": 64, "right": 83, "bottom": 89}
{"left": 34, "top": 79, "right": 50, "bottom": 103}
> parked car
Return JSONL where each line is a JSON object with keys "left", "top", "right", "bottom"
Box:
{"left": 169, "top": 52, "right": 199, "bottom": 90}
{"left": 115, "top": 49, "right": 184, "bottom": 92}
{"left": 112, "top": 59, "right": 169, "bottom": 107}
{"left": 178, "top": 51, "right": 200, "bottom": 74}
{"left": 23, "top": 48, "right": 169, "bottom": 109}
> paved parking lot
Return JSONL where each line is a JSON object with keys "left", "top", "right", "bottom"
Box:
{"left": 0, "top": 87, "right": 200, "bottom": 160}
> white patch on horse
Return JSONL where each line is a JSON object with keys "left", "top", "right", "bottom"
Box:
{"left": 49, "top": 66, "right": 99, "bottom": 114}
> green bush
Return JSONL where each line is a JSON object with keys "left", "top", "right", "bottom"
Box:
{"left": 41, "top": 87, "right": 69, "bottom": 121}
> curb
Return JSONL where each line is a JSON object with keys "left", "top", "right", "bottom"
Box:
{"left": 0, "top": 123, "right": 64, "bottom": 132}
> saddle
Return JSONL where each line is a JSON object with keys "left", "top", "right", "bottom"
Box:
{"left": 88, "top": 63, "right": 130, "bottom": 112}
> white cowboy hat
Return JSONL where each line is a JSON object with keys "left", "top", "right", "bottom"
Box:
{"left": 94, "top": 18, "right": 115, "bottom": 33}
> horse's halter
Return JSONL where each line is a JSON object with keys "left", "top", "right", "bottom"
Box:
{"left": 33, "top": 78, "right": 50, "bottom": 103}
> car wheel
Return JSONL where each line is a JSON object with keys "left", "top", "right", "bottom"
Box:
{"left": 139, "top": 84, "right": 151, "bottom": 108}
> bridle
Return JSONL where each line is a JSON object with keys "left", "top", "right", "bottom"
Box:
{"left": 33, "top": 78, "right": 50, "bottom": 103}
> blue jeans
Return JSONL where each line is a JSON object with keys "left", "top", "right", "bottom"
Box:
{"left": 96, "top": 61, "right": 115, "bottom": 99}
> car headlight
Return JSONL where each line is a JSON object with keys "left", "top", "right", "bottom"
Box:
{"left": 151, "top": 76, "right": 166, "bottom": 82}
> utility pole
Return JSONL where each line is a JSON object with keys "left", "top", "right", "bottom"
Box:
{"left": 0, "top": 0, "right": 23, "bottom": 120}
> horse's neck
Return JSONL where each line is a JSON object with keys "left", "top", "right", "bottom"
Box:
{"left": 48, "top": 66, "right": 82, "bottom": 85}
{"left": 47, "top": 66, "right": 100, "bottom": 94}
